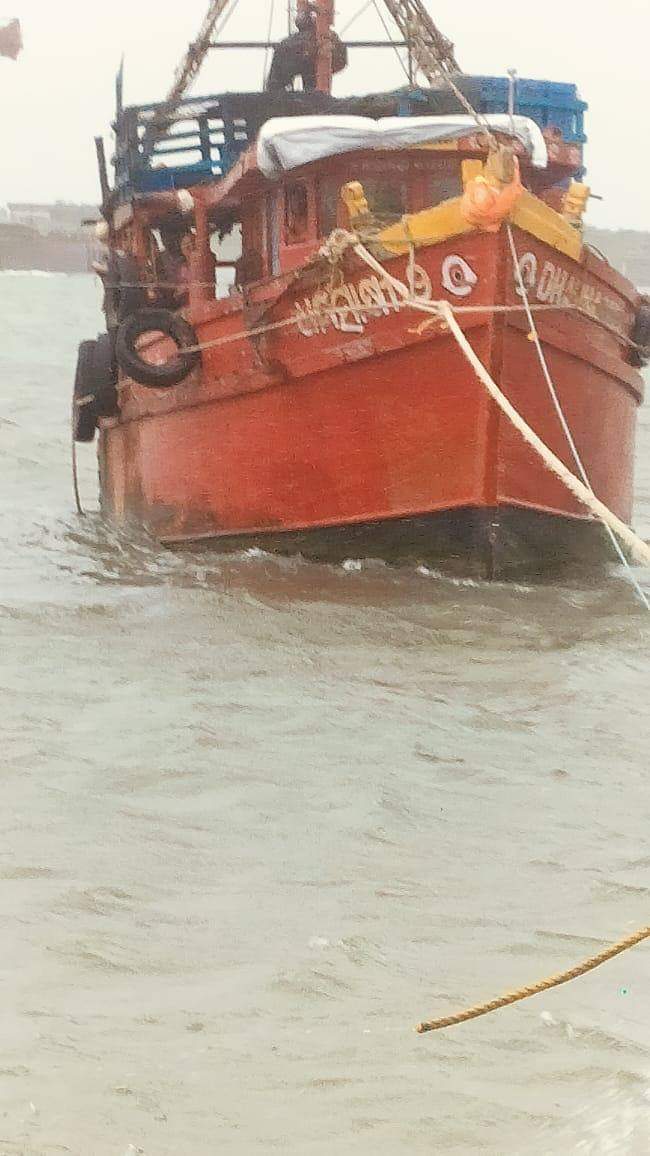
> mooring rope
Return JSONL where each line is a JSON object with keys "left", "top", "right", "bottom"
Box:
{"left": 328, "top": 232, "right": 650, "bottom": 568}
{"left": 416, "top": 925, "right": 650, "bottom": 1033}
{"left": 163, "top": 301, "right": 578, "bottom": 358}
{"left": 98, "top": 275, "right": 644, "bottom": 354}
{"left": 505, "top": 224, "right": 650, "bottom": 609}
{"left": 438, "top": 299, "right": 650, "bottom": 567}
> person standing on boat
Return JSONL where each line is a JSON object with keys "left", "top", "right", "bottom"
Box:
{"left": 157, "top": 223, "right": 196, "bottom": 307}
{"left": 266, "top": 2, "right": 347, "bottom": 93}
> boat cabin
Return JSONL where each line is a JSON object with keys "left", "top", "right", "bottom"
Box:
{"left": 104, "top": 79, "right": 587, "bottom": 320}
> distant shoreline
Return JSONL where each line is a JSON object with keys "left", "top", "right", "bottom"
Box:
{"left": 0, "top": 224, "right": 96, "bottom": 274}
{"left": 1, "top": 215, "right": 649, "bottom": 285}
{"left": 584, "top": 229, "right": 650, "bottom": 288}
{"left": 0, "top": 205, "right": 100, "bottom": 274}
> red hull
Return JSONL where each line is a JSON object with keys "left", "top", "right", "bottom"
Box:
{"left": 99, "top": 227, "right": 643, "bottom": 569}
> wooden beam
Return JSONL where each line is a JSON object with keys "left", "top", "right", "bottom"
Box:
{"left": 208, "top": 39, "right": 408, "bottom": 48}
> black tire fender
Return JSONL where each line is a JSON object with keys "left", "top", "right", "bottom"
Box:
{"left": 91, "top": 331, "right": 119, "bottom": 417}
{"left": 115, "top": 308, "right": 200, "bottom": 389}
{"left": 73, "top": 339, "right": 99, "bottom": 442}
{"left": 73, "top": 334, "right": 120, "bottom": 443}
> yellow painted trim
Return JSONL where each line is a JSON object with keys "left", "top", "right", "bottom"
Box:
{"left": 414, "top": 139, "right": 461, "bottom": 152}
{"left": 511, "top": 190, "right": 583, "bottom": 261}
{"left": 461, "top": 159, "right": 483, "bottom": 187}
{"left": 376, "top": 187, "right": 583, "bottom": 262}
{"left": 378, "top": 197, "right": 475, "bottom": 256}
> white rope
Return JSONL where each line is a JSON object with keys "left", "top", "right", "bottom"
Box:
{"left": 506, "top": 225, "right": 650, "bottom": 608}
{"left": 170, "top": 301, "right": 584, "bottom": 357}
{"left": 440, "top": 302, "right": 650, "bottom": 567}
{"left": 343, "top": 235, "right": 650, "bottom": 569}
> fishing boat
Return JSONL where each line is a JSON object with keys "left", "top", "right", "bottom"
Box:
{"left": 74, "top": 0, "right": 650, "bottom": 576}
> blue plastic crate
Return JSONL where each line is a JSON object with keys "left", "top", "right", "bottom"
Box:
{"left": 473, "top": 75, "right": 587, "bottom": 145}
{"left": 115, "top": 94, "right": 253, "bottom": 202}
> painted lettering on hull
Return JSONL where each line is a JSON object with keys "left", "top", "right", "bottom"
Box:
{"left": 515, "top": 252, "right": 627, "bottom": 329}
{"left": 294, "top": 266, "right": 433, "bottom": 338}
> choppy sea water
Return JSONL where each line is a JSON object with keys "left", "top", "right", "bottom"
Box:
{"left": 1, "top": 270, "right": 650, "bottom": 1156}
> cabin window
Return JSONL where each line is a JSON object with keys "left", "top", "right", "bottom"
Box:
{"left": 318, "top": 176, "right": 405, "bottom": 233}
{"left": 362, "top": 180, "right": 406, "bottom": 221}
{"left": 149, "top": 222, "right": 196, "bottom": 309}
{"left": 318, "top": 181, "right": 340, "bottom": 236}
{"left": 428, "top": 170, "right": 463, "bottom": 205}
{"left": 212, "top": 222, "right": 242, "bottom": 297}
{"left": 284, "top": 183, "right": 310, "bottom": 244}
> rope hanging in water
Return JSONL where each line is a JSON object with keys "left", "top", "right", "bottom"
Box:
{"left": 416, "top": 925, "right": 650, "bottom": 1033}
{"left": 71, "top": 401, "right": 85, "bottom": 517}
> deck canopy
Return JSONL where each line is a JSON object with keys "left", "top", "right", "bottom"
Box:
{"left": 257, "top": 114, "right": 549, "bottom": 178}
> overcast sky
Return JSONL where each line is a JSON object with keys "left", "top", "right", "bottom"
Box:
{"left": 1, "top": 0, "right": 648, "bottom": 230}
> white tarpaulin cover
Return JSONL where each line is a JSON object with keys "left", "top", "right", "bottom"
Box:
{"left": 257, "top": 114, "right": 548, "bottom": 176}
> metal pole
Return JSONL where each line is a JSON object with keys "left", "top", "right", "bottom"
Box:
{"left": 209, "top": 38, "right": 409, "bottom": 48}
{"left": 507, "top": 68, "right": 517, "bottom": 136}
{"left": 94, "top": 136, "right": 111, "bottom": 211}
{"left": 315, "top": 0, "right": 334, "bottom": 93}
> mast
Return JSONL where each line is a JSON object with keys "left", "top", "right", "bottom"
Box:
{"left": 295, "top": 0, "right": 334, "bottom": 94}
{"left": 146, "top": 0, "right": 461, "bottom": 137}
{"left": 315, "top": 0, "right": 334, "bottom": 94}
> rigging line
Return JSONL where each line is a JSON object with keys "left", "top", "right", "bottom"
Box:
{"left": 262, "top": 0, "right": 276, "bottom": 87}
{"left": 506, "top": 224, "right": 650, "bottom": 610}
{"left": 143, "top": 0, "right": 241, "bottom": 148}
{"left": 211, "top": 0, "right": 242, "bottom": 53}
{"left": 373, "top": 2, "right": 495, "bottom": 147}
{"left": 215, "top": 0, "right": 240, "bottom": 37}
{"left": 370, "top": 0, "right": 411, "bottom": 83}
{"left": 340, "top": 0, "right": 374, "bottom": 35}
{"left": 434, "top": 68, "right": 495, "bottom": 145}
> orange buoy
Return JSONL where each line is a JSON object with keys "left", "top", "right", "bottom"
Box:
{"left": 461, "top": 154, "right": 524, "bottom": 232}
